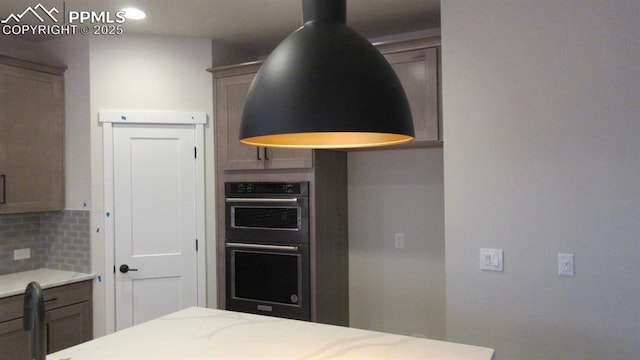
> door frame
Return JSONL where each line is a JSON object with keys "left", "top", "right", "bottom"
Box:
{"left": 100, "top": 110, "right": 207, "bottom": 334}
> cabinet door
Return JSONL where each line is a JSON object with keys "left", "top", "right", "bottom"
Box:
{"left": 0, "top": 318, "right": 31, "bottom": 360}
{"left": 0, "top": 64, "right": 64, "bottom": 214}
{"left": 264, "top": 147, "right": 313, "bottom": 169}
{"left": 216, "top": 73, "right": 265, "bottom": 170}
{"left": 385, "top": 47, "right": 440, "bottom": 144}
{"left": 46, "top": 302, "right": 92, "bottom": 354}
{"left": 215, "top": 72, "right": 312, "bottom": 171}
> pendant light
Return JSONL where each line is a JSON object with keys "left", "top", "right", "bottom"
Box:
{"left": 240, "top": 0, "right": 414, "bottom": 149}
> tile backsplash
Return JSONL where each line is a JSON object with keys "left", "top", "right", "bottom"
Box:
{"left": 0, "top": 210, "right": 90, "bottom": 275}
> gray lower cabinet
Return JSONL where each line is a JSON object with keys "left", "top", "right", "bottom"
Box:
{"left": 0, "top": 280, "right": 92, "bottom": 359}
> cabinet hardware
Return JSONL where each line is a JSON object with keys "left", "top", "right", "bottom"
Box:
{"left": 256, "top": 147, "right": 261, "bottom": 160}
{"left": 0, "top": 175, "right": 5, "bottom": 204}
{"left": 264, "top": 148, "right": 269, "bottom": 160}
{"left": 226, "top": 198, "right": 299, "bottom": 203}
{"left": 226, "top": 242, "right": 299, "bottom": 252}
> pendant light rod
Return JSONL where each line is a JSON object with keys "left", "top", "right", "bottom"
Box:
{"left": 302, "top": 0, "right": 345, "bottom": 24}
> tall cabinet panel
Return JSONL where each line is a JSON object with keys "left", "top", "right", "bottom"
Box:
{"left": 210, "top": 63, "right": 348, "bottom": 326}
{"left": 0, "top": 57, "right": 65, "bottom": 214}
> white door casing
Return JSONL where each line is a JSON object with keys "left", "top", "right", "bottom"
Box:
{"left": 101, "top": 111, "right": 206, "bottom": 333}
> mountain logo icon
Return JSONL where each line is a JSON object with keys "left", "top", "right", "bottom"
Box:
{"left": 1, "top": 3, "right": 60, "bottom": 24}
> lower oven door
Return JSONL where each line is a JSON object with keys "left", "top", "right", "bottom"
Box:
{"left": 226, "top": 242, "right": 310, "bottom": 321}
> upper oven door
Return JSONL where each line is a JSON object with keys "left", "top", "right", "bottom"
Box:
{"left": 225, "top": 197, "right": 309, "bottom": 244}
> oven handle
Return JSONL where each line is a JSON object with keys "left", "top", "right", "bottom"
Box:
{"left": 226, "top": 242, "right": 299, "bottom": 252}
{"left": 225, "top": 198, "right": 299, "bottom": 203}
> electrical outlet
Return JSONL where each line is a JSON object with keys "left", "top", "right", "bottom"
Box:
{"left": 558, "top": 253, "right": 575, "bottom": 276}
{"left": 14, "top": 248, "right": 31, "bottom": 260}
{"left": 394, "top": 233, "right": 405, "bottom": 249}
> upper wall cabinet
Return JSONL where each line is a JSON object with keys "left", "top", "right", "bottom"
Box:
{"left": 0, "top": 56, "right": 65, "bottom": 214}
{"left": 211, "top": 63, "right": 313, "bottom": 171}
{"left": 210, "top": 35, "right": 441, "bottom": 162}
{"left": 376, "top": 35, "right": 442, "bottom": 148}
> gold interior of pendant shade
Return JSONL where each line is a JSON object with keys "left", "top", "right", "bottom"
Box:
{"left": 240, "top": 132, "right": 414, "bottom": 149}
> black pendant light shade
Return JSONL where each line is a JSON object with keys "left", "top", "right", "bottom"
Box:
{"left": 240, "top": 0, "right": 414, "bottom": 149}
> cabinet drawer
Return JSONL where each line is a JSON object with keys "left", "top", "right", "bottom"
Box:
{"left": 0, "top": 317, "right": 31, "bottom": 360}
{"left": 0, "top": 293, "right": 24, "bottom": 322}
{"left": 0, "top": 281, "right": 92, "bottom": 322}
{"left": 42, "top": 281, "right": 92, "bottom": 311}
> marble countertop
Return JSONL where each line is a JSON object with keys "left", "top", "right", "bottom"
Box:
{"left": 0, "top": 268, "right": 95, "bottom": 298}
{"left": 49, "top": 307, "right": 494, "bottom": 360}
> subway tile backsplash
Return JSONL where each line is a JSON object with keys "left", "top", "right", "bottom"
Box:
{"left": 0, "top": 210, "right": 90, "bottom": 275}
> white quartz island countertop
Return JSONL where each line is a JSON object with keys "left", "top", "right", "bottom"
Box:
{"left": 0, "top": 268, "right": 95, "bottom": 298}
{"left": 48, "top": 307, "right": 494, "bottom": 360}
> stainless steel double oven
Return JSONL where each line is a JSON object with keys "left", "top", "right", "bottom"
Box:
{"left": 225, "top": 182, "right": 310, "bottom": 321}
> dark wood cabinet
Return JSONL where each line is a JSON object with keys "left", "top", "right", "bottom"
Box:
{"left": 212, "top": 63, "right": 313, "bottom": 171}
{"left": 47, "top": 301, "right": 92, "bottom": 354}
{"left": 0, "top": 280, "right": 92, "bottom": 359}
{"left": 0, "top": 318, "right": 31, "bottom": 359}
{"left": 0, "top": 55, "right": 65, "bottom": 214}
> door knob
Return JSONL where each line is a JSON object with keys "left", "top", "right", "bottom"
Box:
{"left": 119, "top": 264, "right": 138, "bottom": 273}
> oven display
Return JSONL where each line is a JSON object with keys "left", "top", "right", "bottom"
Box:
{"left": 231, "top": 206, "right": 300, "bottom": 230}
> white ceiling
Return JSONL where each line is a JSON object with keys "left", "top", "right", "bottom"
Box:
{"left": 0, "top": 0, "right": 440, "bottom": 54}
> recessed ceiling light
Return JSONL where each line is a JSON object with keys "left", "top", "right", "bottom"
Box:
{"left": 121, "top": 7, "right": 146, "bottom": 20}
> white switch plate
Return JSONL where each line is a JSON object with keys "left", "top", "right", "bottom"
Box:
{"left": 480, "top": 248, "right": 503, "bottom": 271}
{"left": 14, "top": 248, "right": 31, "bottom": 260}
{"left": 394, "top": 233, "right": 405, "bottom": 249}
{"left": 558, "top": 253, "right": 575, "bottom": 276}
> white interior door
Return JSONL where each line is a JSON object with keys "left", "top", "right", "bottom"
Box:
{"left": 113, "top": 124, "right": 198, "bottom": 330}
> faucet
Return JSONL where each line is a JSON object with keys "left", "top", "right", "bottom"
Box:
{"left": 23, "top": 281, "right": 46, "bottom": 360}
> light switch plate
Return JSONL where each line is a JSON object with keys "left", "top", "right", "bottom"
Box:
{"left": 558, "top": 253, "right": 575, "bottom": 276}
{"left": 480, "top": 248, "right": 503, "bottom": 271}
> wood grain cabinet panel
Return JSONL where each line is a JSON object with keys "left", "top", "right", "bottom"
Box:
{"left": 213, "top": 63, "right": 312, "bottom": 171}
{"left": 0, "top": 318, "right": 31, "bottom": 360}
{"left": 0, "top": 56, "right": 65, "bottom": 214}
{"left": 46, "top": 301, "right": 92, "bottom": 354}
{"left": 377, "top": 35, "right": 442, "bottom": 148}
{"left": 0, "top": 280, "right": 92, "bottom": 358}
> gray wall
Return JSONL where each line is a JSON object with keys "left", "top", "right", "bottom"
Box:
{"left": 442, "top": 1, "right": 640, "bottom": 358}
{"left": 348, "top": 148, "right": 445, "bottom": 339}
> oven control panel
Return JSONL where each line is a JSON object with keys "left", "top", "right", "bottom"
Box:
{"left": 226, "top": 182, "right": 309, "bottom": 196}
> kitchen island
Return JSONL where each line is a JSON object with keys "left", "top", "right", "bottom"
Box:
{"left": 49, "top": 307, "right": 494, "bottom": 359}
